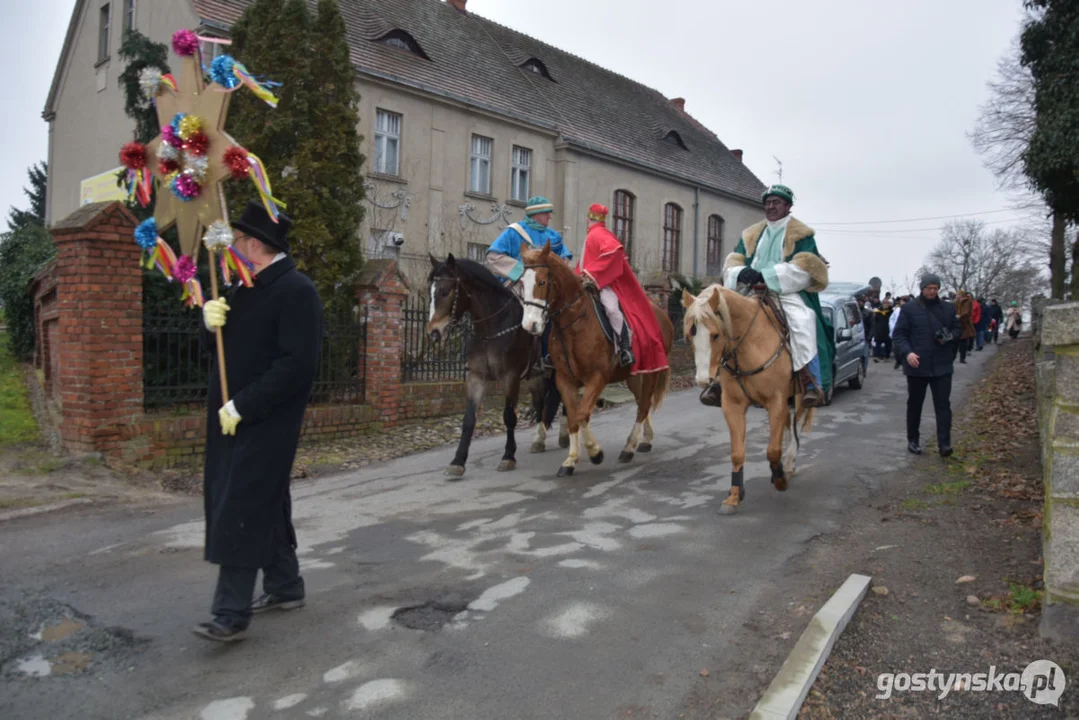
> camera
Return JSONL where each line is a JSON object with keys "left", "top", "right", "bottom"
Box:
{"left": 935, "top": 327, "right": 954, "bottom": 344}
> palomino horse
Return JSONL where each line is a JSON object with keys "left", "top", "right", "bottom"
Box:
{"left": 426, "top": 254, "right": 566, "bottom": 478}
{"left": 519, "top": 243, "right": 675, "bottom": 477}
{"left": 682, "top": 285, "right": 815, "bottom": 514}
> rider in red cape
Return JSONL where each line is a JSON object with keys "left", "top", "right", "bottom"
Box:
{"left": 576, "top": 203, "right": 669, "bottom": 375}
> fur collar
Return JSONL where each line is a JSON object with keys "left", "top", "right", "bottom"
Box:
{"left": 741, "top": 216, "right": 814, "bottom": 258}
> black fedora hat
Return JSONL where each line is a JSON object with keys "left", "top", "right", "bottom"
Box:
{"left": 231, "top": 200, "right": 292, "bottom": 254}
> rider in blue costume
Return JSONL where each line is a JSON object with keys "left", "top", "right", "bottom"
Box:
{"left": 485, "top": 196, "right": 573, "bottom": 369}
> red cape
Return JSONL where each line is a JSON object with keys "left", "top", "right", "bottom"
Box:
{"left": 576, "top": 222, "right": 668, "bottom": 374}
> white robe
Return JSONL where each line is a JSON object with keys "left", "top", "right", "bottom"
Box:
{"left": 723, "top": 216, "right": 818, "bottom": 372}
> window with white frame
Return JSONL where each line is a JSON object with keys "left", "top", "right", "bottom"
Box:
{"left": 374, "top": 110, "right": 401, "bottom": 176}
{"left": 510, "top": 146, "right": 531, "bottom": 202}
{"left": 469, "top": 134, "right": 493, "bottom": 195}
{"left": 98, "top": 4, "right": 111, "bottom": 62}
{"left": 122, "top": 0, "right": 135, "bottom": 33}
{"left": 467, "top": 242, "right": 489, "bottom": 262}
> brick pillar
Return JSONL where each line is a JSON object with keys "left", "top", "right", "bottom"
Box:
{"left": 1039, "top": 302, "right": 1079, "bottom": 642}
{"left": 51, "top": 202, "right": 142, "bottom": 455}
{"left": 357, "top": 259, "right": 410, "bottom": 427}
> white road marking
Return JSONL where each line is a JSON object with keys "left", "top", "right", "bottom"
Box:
{"left": 558, "top": 559, "right": 603, "bottom": 569}
{"left": 344, "top": 679, "right": 407, "bottom": 712}
{"left": 272, "top": 694, "right": 307, "bottom": 710}
{"left": 358, "top": 607, "right": 395, "bottom": 631}
{"left": 468, "top": 577, "right": 531, "bottom": 612}
{"left": 199, "top": 698, "right": 255, "bottom": 720}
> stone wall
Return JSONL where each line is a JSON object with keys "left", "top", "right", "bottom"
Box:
{"left": 1034, "top": 301, "right": 1079, "bottom": 642}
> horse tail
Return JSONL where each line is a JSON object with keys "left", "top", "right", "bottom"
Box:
{"left": 799, "top": 406, "right": 816, "bottom": 434}
{"left": 650, "top": 367, "right": 671, "bottom": 413}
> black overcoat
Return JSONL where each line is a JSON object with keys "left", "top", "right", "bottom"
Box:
{"left": 203, "top": 257, "right": 323, "bottom": 568}
{"left": 892, "top": 297, "right": 960, "bottom": 379}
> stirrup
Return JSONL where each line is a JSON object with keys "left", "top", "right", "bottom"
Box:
{"left": 618, "top": 349, "right": 635, "bottom": 367}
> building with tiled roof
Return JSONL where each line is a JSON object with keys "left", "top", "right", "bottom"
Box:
{"left": 44, "top": 0, "right": 767, "bottom": 287}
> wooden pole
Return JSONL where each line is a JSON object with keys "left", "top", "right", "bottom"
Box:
{"left": 207, "top": 247, "right": 230, "bottom": 402}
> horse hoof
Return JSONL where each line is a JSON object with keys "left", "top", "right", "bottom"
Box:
{"left": 638, "top": 443, "right": 652, "bottom": 453}
{"left": 498, "top": 459, "right": 517, "bottom": 472}
{"left": 773, "top": 476, "right": 788, "bottom": 491}
{"left": 589, "top": 451, "right": 604, "bottom": 466}
{"left": 618, "top": 451, "right": 634, "bottom": 463}
{"left": 445, "top": 465, "right": 466, "bottom": 480}
{"left": 557, "top": 466, "right": 575, "bottom": 477}
{"left": 717, "top": 503, "right": 739, "bottom": 516}
{"left": 559, "top": 436, "right": 570, "bottom": 449}
{"left": 530, "top": 442, "right": 546, "bottom": 454}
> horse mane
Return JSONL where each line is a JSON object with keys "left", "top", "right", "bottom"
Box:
{"left": 686, "top": 284, "right": 733, "bottom": 339}
{"left": 429, "top": 257, "right": 516, "bottom": 301}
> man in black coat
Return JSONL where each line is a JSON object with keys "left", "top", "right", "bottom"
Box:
{"left": 193, "top": 201, "right": 323, "bottom": 642}
{"left": 892, "top": 273, "right": 961, "bottom": 458}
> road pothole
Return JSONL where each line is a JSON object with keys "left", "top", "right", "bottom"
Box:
{"left": 391, "top": 600, "right": 470, "bottom": 632}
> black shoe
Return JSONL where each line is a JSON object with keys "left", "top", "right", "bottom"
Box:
{"left": 939, "top": 446, "right": 953, "bottom": 458}
{"left": 250, "top": 593, "right": 305, "bottom": 614}
{"left": 699, "top": 383, "right": 722, "bottom": 407}
{"left": 192, "top": 620, "right": 247, "bottom": 643}
{"left": 618, "top": 349, "right": 635, "bottom": 367}
{"left": 907, "top": 441, "right": 922, "bottom": 455}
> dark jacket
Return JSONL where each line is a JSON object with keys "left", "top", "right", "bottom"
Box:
{"left": 892, "top": 295, "right": 960, "bottom": 378}
{"left": 872, "top": 307, "right": 893, "bottom": 344}
{"left": 204, "top": 257, "right": 323, "bottom": 568}
{"left": 975, "top": 301, "right": 991, "bottom": 331}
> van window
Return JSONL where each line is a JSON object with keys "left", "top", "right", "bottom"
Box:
{"left": 844, "top": 303, "right": 860, "bottom": 327}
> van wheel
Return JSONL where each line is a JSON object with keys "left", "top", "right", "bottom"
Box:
{"left": 849, "top": 363, "right": 866, "bottom": 390}
{"left": 823, "top": 368, "right": 836, "bottom": 406}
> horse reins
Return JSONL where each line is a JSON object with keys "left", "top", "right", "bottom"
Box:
{"left": 433, "top": 274, "right": 522, "bottom": 343}
{"left": 714, "top": 290, "right": 792, "bottom": 403}
{"left": 522, "top": 262, "right": 592, "bottom": 387}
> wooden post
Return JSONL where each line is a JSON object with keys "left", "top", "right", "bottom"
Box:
{"left": 206, "top": 247, "right": 229, "bottom": 402}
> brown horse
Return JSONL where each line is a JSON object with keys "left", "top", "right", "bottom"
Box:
{"left": 426, "top": 254, "right": 566, "bottom": 479}
{"left": 682, "top": 285, "right": 815, "bottom": 514}
{"left": 519, "top": 243, "right": 674, "bottom": 477}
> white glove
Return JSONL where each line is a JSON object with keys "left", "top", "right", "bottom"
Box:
{"left": 218, "top": 402, "right": 241, "bottom": 436}
{"left": 203, "top": 298, "right": 230, "bottom": 330}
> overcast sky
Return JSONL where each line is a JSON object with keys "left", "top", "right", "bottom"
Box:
{"left": 2, "top": 0, "right": 1033, "bottom": 293}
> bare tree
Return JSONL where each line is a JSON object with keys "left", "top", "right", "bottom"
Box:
{"left": 971, "top": 42, "right": 1037, "bottom": 191}
{"left": 925, "top": 220, "right": 1045, "bottom": 301}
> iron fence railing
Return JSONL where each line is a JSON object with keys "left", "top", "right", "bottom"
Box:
{"left": 143, "top": 301, "right": 367, "bottom": 409}
{"left": 401, "top": 294, "right": 471, "bottom": 383}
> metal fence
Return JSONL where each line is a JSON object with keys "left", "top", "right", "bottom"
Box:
{"left": 401, "top": 294, "right": 472, "bottom": 383}
{"left": 143, "top": 300, "right": 367, "bottom": 410}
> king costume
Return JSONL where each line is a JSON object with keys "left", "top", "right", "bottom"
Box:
{"left": 576, "top": 203, "right": 668, "bottom": 374}
{"left": 486, "top": 196, "right": 573, "bottom": 284}
{"left": 722, "top": 184, "right": 835, "bottom": 397}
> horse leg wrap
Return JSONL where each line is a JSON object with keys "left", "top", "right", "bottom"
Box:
{"left": 731, "top": 469, "right": 745, "bottom": 501}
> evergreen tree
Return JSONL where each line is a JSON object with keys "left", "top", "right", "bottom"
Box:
{"left": 1021, "top": 0, "right": 1079, "bottom": 298}
{"left": 0, "top": 225, "right": 56, "bottom": 359}
{"left": 6, "top": 162, "right": 47, "bottom": 232}
{"left": 290, "top": 0, "right": 366, "bottom": 302}
{"left": 117, "top": 30, "right": 171, "bottom": 145}
{"left": 227, "top": 0, "right": 365, "bottom": 303}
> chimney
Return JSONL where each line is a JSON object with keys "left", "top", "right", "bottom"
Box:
{"left": 447, "top": 0, "right": 467, "bottom": 11}
{"left": 670, "top": 97, "right": 685, "bottom": 112}
{"left": 731, "top": 149, "right": 743, "bottom": 162}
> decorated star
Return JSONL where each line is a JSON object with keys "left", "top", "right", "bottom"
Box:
{"left": 146, "top": 50, "right": 239, "bottom": 257}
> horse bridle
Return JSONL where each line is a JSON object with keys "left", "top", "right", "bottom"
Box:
{"left": 709, "top": 289, "right": 791, "bottom": 402}
{"left": 431, "top": 273, "right": 522, "bottom": 342}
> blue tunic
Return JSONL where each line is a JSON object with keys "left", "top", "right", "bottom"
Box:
{"left": 488, "top": 222, "right": 573, "bottom": 281}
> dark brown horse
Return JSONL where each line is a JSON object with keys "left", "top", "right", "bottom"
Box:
{"left": 519, "top": 243, "right": 674, "bottom": 476}
{"left": 426, "top": 254, "right": 564, "bottom": 478}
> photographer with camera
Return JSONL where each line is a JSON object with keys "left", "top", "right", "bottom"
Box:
{"left": 892, "top": 274, "right": 961, "bottom": 457}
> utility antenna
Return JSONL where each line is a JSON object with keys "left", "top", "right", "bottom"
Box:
{"left": 773, "top": 156, "right": 783, "bottom": 182}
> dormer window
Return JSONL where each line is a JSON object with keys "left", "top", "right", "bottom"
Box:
{"left": 520, "top": 57, "right": 553, "bottom": 81}
{"left": 663, "top": 130, "right": 688, "bottom": 150}
{"left": 376, "top": 29, "right": 429, "bottom": 59}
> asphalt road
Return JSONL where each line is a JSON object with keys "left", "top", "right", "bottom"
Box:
{"left": 0, "top": 346, "right": 995, "bottom": 720}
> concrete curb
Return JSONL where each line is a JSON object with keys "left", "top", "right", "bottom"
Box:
{"left": 750, "top": 573, "right": 872, "bottom": 720}
{"left": 0, "top": 497, "right": 94, "bottom": 523}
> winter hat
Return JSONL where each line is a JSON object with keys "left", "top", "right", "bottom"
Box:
{"left": 920, "top": 273, "right": 941, "bottom": 290}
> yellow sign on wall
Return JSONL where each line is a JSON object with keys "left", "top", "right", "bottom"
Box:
{"left": 80, "top": 167, "right": 127, "bottom": 206}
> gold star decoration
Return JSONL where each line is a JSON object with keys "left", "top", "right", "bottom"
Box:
{"left": 147, "top": 51, "right": 240, "bottom": 257}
